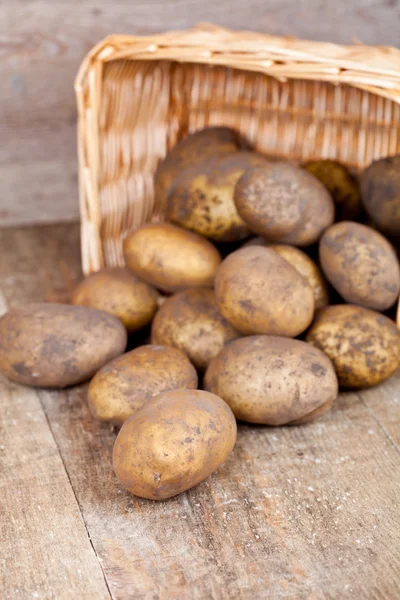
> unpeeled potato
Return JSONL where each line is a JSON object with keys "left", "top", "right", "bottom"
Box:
{"left": 306, "top": 304, "right": 400, "bottom": 388}
{"left": 360, "top": 155, "right": 400, "bottom": 236}
{"left": 234, "top": 162, "right": 334, "bottom": 246}
{"left": 166, "top": 152, "right": 269, "bottom": 242}
{"left": 319, "top": 221, "right": 400, "bottom": 310}
{"left": 154, "top": 127, "right": 242, "bottom": 208}
{"left": 71, "top": 267, "right": 159, "bottom": 332}
{"left": 151, "top": 288, "right": 240, "bottom": 369}
{"left": 88, "top": 344, "right": 198, "bottom": 425}
{"left": 0, "top": 303, "right": 127, "bottom": 388}
{"left": 214, "top": 246, "right": 315, "bottom": 337}
{"left": 243, "top": 240, "right": 329, "bottom": 309}
{"left": 113, "top": 389, "right": 237, "bottom": 500}
{"left": 204, "top": 335, "right": 338, "bottom": 425}
{"left": 123, "top": 223, "right": 222, "bottom": 293}
{"left": 303, "top": 159, "right": 362, "bottom": 221}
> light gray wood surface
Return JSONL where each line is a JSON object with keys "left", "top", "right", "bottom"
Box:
{"left": 0, "top": 222, "right": 399, "bottom": 598}
{"left": 1, "top": 1, "right": 400, "bottom": 227}
{"left": 0, "top": 290, "right": 110, "bottom": 600}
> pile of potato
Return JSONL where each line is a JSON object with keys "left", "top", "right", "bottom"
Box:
{"left": 1, "top": 127, "right": 400, "bottom": 501}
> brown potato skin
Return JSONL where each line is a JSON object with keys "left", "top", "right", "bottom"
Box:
{"left": 204, "top": 335, "right": 338, "bottom": 425}
{"left": 234, "top": 163, "right": 334, "bottom": 246}
{"left": 288, "top": 398, "right": 334, "bottom": 425}
{"left": 360, "top": 155, "right": 400, "bottom": 236}
{"left": 269, "top": 244, "right": 329, "bottom": 309}
{"left": 123, "top": 223, "right": 222, "bottom": 293}
{"left": 154, "top": 127, "right": 241, "bottom": 208}
{"left": 113, "top": 389, "right": 237, "bottom": 500}
{"left": 71, "top": 267, "right": 159, "bottom": 332}
{"left": 151, "top": 288, "right": 240, "bottom": 370}
{"left": 214, "top": 246, "right": 315, "bottom": 337}
{"left": 319, "top": 221, "right": 400, "bottom": 310}
{"left": 242, "top": 239, "right": 329, "bottom": 308}
{"left": 306, "top": 304, "right": 400, "bottom": 388}
{"left": 242, "top": 237, "right": 329, "bottom": 309}
{"left": 0, "top": 303, "right": 127, "bottom": 388}
{"left": 166, "top": 152, "right": 269, "bottom": 242}
{"left": 88, "top": 344, "right": 198, "bottom": 426}
{"left": 303, "top": 160, "right": 361, "bottom": 221}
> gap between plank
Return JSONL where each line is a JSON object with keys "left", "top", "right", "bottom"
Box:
{"left": 358, "top": 392, "right": 400, "bottom": 455}
{"left": 36, "top": 389, "right": 114, "bottom": 600}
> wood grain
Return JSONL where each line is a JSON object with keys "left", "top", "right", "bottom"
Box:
{"left": 0, "top": 222, "right": 399, "bottom": 599}
{"left": 0, "top": 160, "right": 78, "bottom": 227}
{"left": 2, "top": 1, "right": 400, "bottom": 226}
{"left": 0, "top": 290, "right": 110, "bottom": 600}
{"left": 360, "top": 374, "right": 400, "bottom": 450}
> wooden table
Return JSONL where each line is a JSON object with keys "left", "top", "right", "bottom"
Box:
{"left": 1, "top": 223, "right": 399, "bottom": 599}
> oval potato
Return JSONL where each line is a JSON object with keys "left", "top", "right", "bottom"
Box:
{"left": 360, "top": 155, "right": 400, "bottom": 236}
{"left": 269, "top": 245, "right": 329, "bottom": 309}
{"left": 113, "top": 389, "right": 237, "bottom": 500}
{"left": 123, "top": 223, "right": 222, "bottom": 293}
{"left": 88, "top": 344, "right": 198, "bottom": 425}
{"left": 303, "top": 159, "right": 361, "bottom": 221}
{"left": 0, "top": 303, "right": 127, "bottom": 388}
{"left": 204, "top": 335, "right": 338, "bottom": 425}
{"left": 234, "top": 163, "right": 334, "bottom": 246}
{"left": 319, "top": 221, "right": 400, "bottom": 310}
{"left": 306, "top": 304, "right": 400, "bottom": 388}
{"left": 72, "top": 267, "right": 159, "bottom": 332}
{"left": 151, "top": 288, "right": 240, "bottom": 370}
{"left": 166, "top": 152, "right": 269, "bottom": 242}
{"left": 242, "top": 239, "right": 329, "bottom": 308}
{"left": 214, "top": 246, "right": 315, "bottom": 337}
{"left": 154, "top": 127, "right": 241, "bottom": 207}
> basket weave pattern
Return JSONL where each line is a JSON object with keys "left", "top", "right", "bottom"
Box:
{"left": 75, "top": 24, "right": 400, "bottom": 274}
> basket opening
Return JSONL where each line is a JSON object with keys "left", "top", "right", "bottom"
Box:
{"left": 88, "top": 58, "right": 400, "bottom": 269}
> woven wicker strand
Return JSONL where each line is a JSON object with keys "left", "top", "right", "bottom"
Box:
{"left": 75, "top": 24, "right": 400, "bottom": 275}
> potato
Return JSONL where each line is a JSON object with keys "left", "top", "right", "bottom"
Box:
{"left": 0, "top": 303, "right": 127, "bottom": 388}
{"left": 319, "top": 221, "right": 400, "bottom": 310}
{"left": 123, "top": 223, "right": 222, "bottom": 293}
{"left": 288, "top": 399, "right": 335, "bottom": 425}
{"left": 204, "top": 335, "right": 338, "bottom": 425}
{"left": 303, "top": 160, "right": 362, "bottom": 221}
{"left": 71, "top": 267, "right": 159, "bottom": 332}
{"left": 270, "top": 245, "right": 329, "bottom": 309}
{"left": 242, "top": 239, "right": 329, "bottom": 308}
{"left": 166, "top": 152, "right": 269, "bottom": 242}
{"left": 234, "top": 162, "right": 334, "bottom": 245}
{"left": 113, "top": 389, "right": 237, "bottom": 500}
{"left": 214, "top": 246, "right": 315, "bottom": 337}
{"left": 154, "top": 127, "right": 241, "bottom": 207}
{"left": 360, "top": 155, "right": 400, "bottom": 236}
{"left": 306, "top": 304, "right": 400, "bottom": 388}
{"left": 151, "top": 288, "right": 240, "bottom": 370}
{"left": 88, "top": 345, "right": 198, "bottom": 425}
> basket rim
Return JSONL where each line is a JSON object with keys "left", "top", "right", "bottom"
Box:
{"left": 75, "top": 23, "right": 400, "bottom": 104}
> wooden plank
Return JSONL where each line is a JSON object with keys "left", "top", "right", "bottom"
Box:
{"left": 0, "top": 290, "right": 110, "bottom": 600}
{"left": 2, "top": 1, "right": 400, "bottom": 226}
{"left": 1, "top": 222, "right": 399, "bottom": 598}
{"left": 359, "top": 371, "right": 400, "bottom": 450}
{"left": 0, "top": 224, "right": 82, "bottom": 303}
{"left": 0, "top": 160, "right": 79, "bottom": 227}
{"left": 40, "top": 389, "right": 400, "bottom": 599}
{"left": 0, "top": 121, "right": 76, "bottom": 164}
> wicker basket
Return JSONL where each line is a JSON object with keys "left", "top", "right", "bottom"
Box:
{"left": 75, "top": 23, "right": 400, "bottom": 275}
